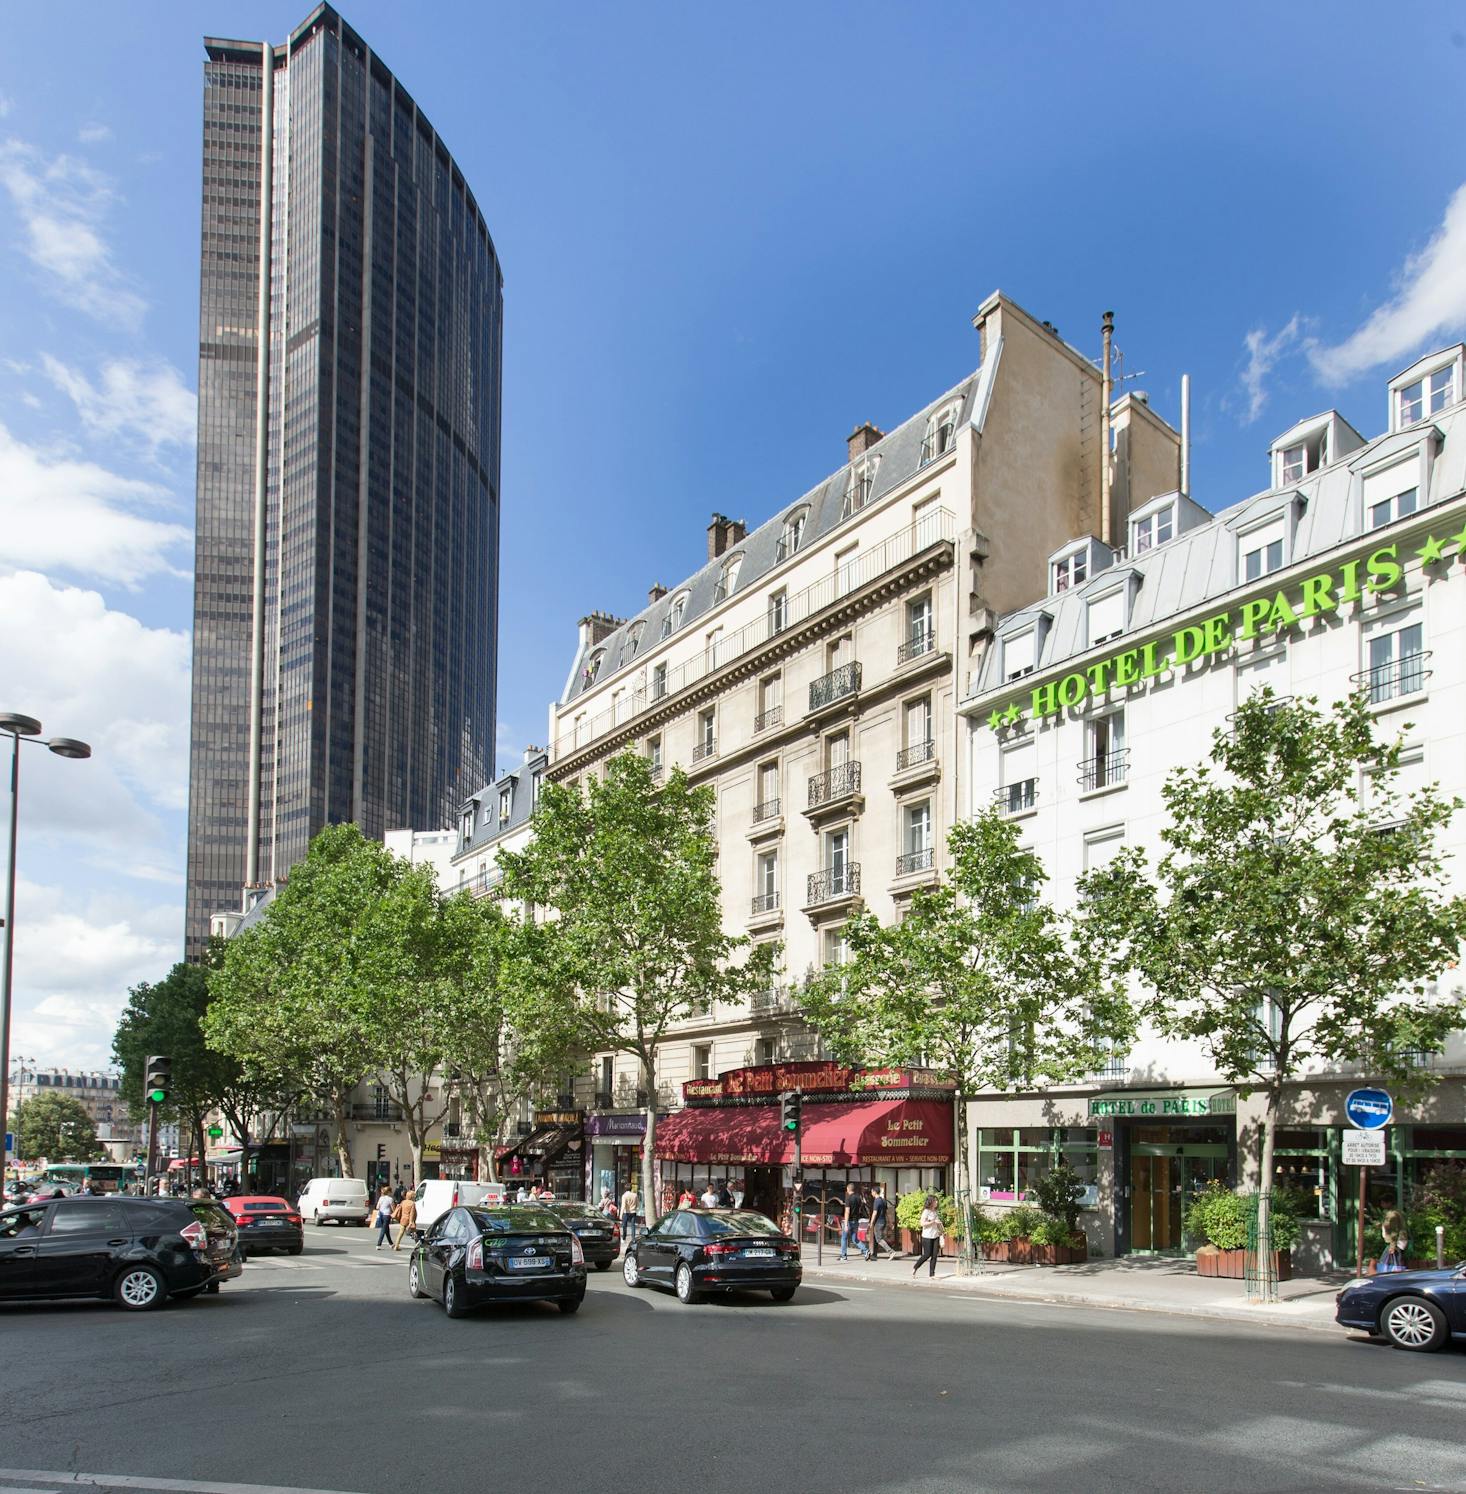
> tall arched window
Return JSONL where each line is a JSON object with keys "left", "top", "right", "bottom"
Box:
{"left": 921, "top": 402, "right": 960, "bottom": 466}
{"left": 779, "top": 507, "right": 808, "bottom": 561}
{"left": 715, "top": 553, "right": 743, "bottom": 601}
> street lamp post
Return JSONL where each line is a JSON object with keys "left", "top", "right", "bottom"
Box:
{"left": 0, "top": 713, "right": 91, "bottom": 1161}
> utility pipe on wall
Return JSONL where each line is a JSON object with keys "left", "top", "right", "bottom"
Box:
{"left": 1180, "top": 372, "right": 1192, "bottom": 498}
{"left": 1100, "top": 311, "right": 1114, "bottom": 545}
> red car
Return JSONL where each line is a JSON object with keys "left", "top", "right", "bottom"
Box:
{"left": 223, "top": 1195, "right": 305, "bottom": 1256}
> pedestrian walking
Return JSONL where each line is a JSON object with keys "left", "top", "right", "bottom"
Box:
{"left": 1378, "top": 1208, "right": 1409, "bottom": 1273}
{"left": 620, "top": 1184, "right": 642, "bottom": 1243}
{"left": 715, "top": 1179, "right": 734, "bottom": 1209}
{"left": 372, "top": 1186, "right": 394, "bottom": 1249}
{"left": 393, "top": 1188, "right": 417, "bottom": 1250}
{"left": 912, "top": 1195, "right": 942, "bottom": 1278}
{"left": 393, "top": 1180, "right": 406, "bottom": 1205}
{"left": 866, "top": 1183, "right": 891, "bottom": 1260}
{"left": 839, "top": 1183, "right": 867, "bottom": 1261}
{"left": 678, "top": 1185, "right": 696, "bottom": 1208}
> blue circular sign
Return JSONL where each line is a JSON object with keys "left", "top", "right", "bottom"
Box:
{"left": 1345, "top": 1088, "right": 1393, "bottom": 1130}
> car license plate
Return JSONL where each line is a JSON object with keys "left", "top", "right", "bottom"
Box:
{"left": 261, "top": 1219, "right": 282, "bottom": 1226}
{"left": 509, "top": 1256, "right": 549, "bottom": 1270}
{"left": 744, "top": 1247, "right": 776, "bottom": 1257}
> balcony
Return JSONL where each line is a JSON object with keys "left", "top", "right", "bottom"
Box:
{"left": 806, "top": 863, "right": 861, "bottom": 911}
{"left": 809, "top": 662, "right": 862, "bottom": 714}
{"left": 593, "top": 1090, "right": 614, "bottom": 1109}
{"left": 754, "top": 704, "right": 783, "bottom": 734}
{"left": 751, "top": 891, "right": 781, "bottom": 917}
{"left": 349, "top": 1103, "right": 404, "bottom": 1123}
{"left": 1350, "top": 651, "right": 1431, "bottom": 705}
{"left": 691, "top": 737, "right": 717, "bottom": 763}
{"left": 807, "top": 760, "right": 862, "bottom": 815}
{"left": 713, "top": 580, "right": 729, "bottom": 603}
{"left": 1077, "top": 749, "right": 1129, "bottom": 793}
{"left": 896, "top": 739, "right": 935, "bottom": 773}
{"left": 897, "top": 628, "right": 935, "bottom": 665}
{"left": 842, "top": 478, "right": 873, "bottom": 517}
{"left": 648, "top": 762, "right": 664, "bottom": 784}
{"left": 750, "top": 986, "right": 798, "bottom": 1018}
{"left": 1090, "top": 1056, "right": 1129, "bottom": 1082}
{"left": 994, "top": 779, "right": 1037, "bottom": 817}
{"left": 753, "top": 797, "right": 781, "bottom": 823}
{"left": 896, "top": 847, "right": 934, "bottom": 877}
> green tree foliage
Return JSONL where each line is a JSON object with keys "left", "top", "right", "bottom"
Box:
{"left": 1079, "top": 690, "right": 1466, "bottom": 1297}
{"left": 501, "top": 752, "right": 774, "bottom": 1210}
{"left": 798, "top": 808, "right": 1133, "bottom": 1204}
{"left": 12, "top": 1092, "right": 103, "bottom": 1162}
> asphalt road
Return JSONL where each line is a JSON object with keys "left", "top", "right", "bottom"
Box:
{"left": 1, "top": 1226, "right": 1463, "bottom": 1494}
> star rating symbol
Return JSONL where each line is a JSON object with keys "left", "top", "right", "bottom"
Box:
{"left": 1002, "top": 701, "right": 1023, "bottom": 727}
{"left": 1449, "top": 521, "right": 1466, "bottom": 558}
{"left": 987, "top": 709, "right": 1004, "bottom": 732}
{"left": 1416, "top": 533, "right": 1447, "bottom": 565}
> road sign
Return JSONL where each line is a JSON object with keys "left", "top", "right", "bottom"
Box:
{"left": 1344, "top": 1087, "right": 1393, "bottom": 1130}
{"left": 1342, "top": 1129, "right": 1386, "bottom": 1166}
{"left": 207, "top": 1126, "right": 224, "bottom": 1140}
{"left": 4, "top": 1130, "right": 12, "bottom": 1159}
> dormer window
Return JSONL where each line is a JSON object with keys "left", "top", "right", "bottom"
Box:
{"left": 714, "top": 553, "right": 743, "bottom": 602}
{"left": 1398, "top": 366, "right": 1454, "bottom": 427}
{"left": 1270, "top": 412, "right": 1361, "bottom": 489}
{"left": 1002, "top": 629, "right": 1037, "bottom": 681}
{"left": 778, "top": 508, "right": 808, "bottom": 561}
{"left": 843, "top": 457, "right": 879, "bottom": 518}
{"left": 499, "top": 786, "right": 512, "bottom": 820}
{"left": 1086, "top": 588, "right": 1127, "bottom": 647}
{"left": 626, "top": 622, "right": 644, "bottom": 657}
{"left": 660, "top": 592, "right": 688, "bottom": 639}
{"left": 582, "top": 651, "right": 604, "bottom": 687}
{"left": 1280, "top": 444, "right": 1308, "bottom": 484}
{"left": 920, "top": 403, "right": 959, "bottom": 467}
{"left": 1130, "top": 503, "right": 1174, "bottom": 555}
{"left": 1053, "top": 550, "right": 1088, "bottom": 593}
{"left": 1368, "top": 483, "right": 1418, "bottom": 532}
{"left": 461, "top": 809, "right": 474, "bottom": 841}
{"left": 1240, "top": 517, "right": 1286, "bottom": 582}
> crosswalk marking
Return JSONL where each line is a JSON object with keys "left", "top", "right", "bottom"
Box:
{"left": 0, "top": 1473, "right": 369, "bottom": 1494}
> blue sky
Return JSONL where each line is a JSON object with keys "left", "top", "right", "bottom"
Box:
{"left": 2, "top": 1, "right": 1464, "bottom": 1069}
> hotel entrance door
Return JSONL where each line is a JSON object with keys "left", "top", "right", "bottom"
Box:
{"left": 1126, "top": 1126, "right": 1232, "bottom": 1254}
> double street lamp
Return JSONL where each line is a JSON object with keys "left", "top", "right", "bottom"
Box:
{"left": 1, "top": 712, "right": 91, "bottom": 1155}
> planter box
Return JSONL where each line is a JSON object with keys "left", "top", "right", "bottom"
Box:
{"left": 1002, "top": 1238, "right": 1087, "bottom": 1266}
{"left": 1194, "top": 1244, "right": 1292, "bottom": 1281}
{"left": 980, "top": 1241, "right": 1009, "bottom": 1262}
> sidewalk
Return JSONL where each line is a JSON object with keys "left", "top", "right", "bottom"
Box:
{"left": 800, "top": 1248, "right": 1350, "bottom": 1333}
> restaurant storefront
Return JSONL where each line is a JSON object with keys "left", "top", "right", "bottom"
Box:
{"left": 654, "top": 1061, "right": 955, "bottom": 1242}
{"left": 495, "top": 1111, "right": 586, "bottom": 1200}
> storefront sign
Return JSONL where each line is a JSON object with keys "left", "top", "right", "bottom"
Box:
{"left": 1087, "top": 1090, "right": 1232, "bottom": 1119}
{"left": 982, "top": 533, "right": 1460, "bottom": 733}
{"left": 1097, "top": 1129, "right": 1113, "bottom": 1150}
{"left": 585, "top": 1113, "right": 656, "bottom": 1138}
{"left": 683, "top": 1061, "right": 952, "bottom": 1103}
{"left": 1342, "top": 1130, "right": 1387, "bottom": 1166}
{"left": 1344, "top": 1087, "right": 1393, "bottom": 1130}
{"left": 534, "top": 1110, "right": 583, "bottom": 1126}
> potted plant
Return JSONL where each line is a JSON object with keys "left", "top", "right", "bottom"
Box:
{"left": 1187, "top": 1182, "right": 1297, "bottom": 1280}
{"left": 970, "top": 1205, "right": 1008, "bottom": 1261}
{"left": 1029, "top": 1163, "right": 1090, "bottom": 1264}
{"left": 1000, "top": 1203, "right": 1045, "bottom": 1264}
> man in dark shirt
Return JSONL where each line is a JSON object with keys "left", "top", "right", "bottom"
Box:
{"left": 840, "top": 1182, "right": 867, "bottom": 1261}
{"left": 866, "top": 1183, "right": 891, "bottom": 1261}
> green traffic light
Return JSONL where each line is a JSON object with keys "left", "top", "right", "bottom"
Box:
{"left": 148, "top": 1088, "right": 167, "bottom": 1104}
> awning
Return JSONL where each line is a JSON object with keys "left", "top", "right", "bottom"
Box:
{"left": 500, "top": 1123, "right": 582, "bottom": 1165}
{"left": 655, "top": 1098, "right": 953, "bottom": 1168}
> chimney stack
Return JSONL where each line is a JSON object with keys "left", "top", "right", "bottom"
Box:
{"left": 523, "top": 744, "right": 542, "bottom": 762}
{"left": 577, "top": 610, "right": 624, "bottom": 648}
{"left": 707, "top": 513, "right": 746, "bottom": 560}
{"left": 648, "top": 582, "right": 668, "bottom": 605}
{"left": 847, "top": 422, "right": 884, "bottom": 464}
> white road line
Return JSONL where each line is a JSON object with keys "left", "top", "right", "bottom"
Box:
{"left": 0, "top": 1474, "right": 369, "bottom": 1494}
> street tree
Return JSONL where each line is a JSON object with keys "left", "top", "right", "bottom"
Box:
{"left": 1079, "top": 689, "right": 1466, "bottom": 1298}
{"left": 797, "top": 808, "right": 1134, "bottom": 1212}
{"left": 12, "top": 1092, "right": 104, "bottom": 1162}
{"left": 500, "top": 752, "right": 775, "bottom": 1211}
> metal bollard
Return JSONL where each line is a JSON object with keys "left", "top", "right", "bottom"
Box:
{"left": 1438, "top": 1225, "right": 1446, "bottom": 1269}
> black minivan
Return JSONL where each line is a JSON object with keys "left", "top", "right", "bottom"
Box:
{"left": 0, "top": 1195, "right": 238, "bottom": 1310}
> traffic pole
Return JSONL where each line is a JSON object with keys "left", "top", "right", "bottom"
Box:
{"left": 145, "top": 1098, "right": 159, "bottom": 1190}
{"left": 1355, "top": 1164, "right": 1366, "bottom": 1278}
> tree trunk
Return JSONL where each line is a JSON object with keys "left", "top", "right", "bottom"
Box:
{"left": 1254, "top": 1091, "right": 1281, "bottom": 1303}
{"left": 640, "top": 1052, "right": 657, "bottom": 1217}
{"left": 333, "top": 1091, "right": 354, "bottom": 1177}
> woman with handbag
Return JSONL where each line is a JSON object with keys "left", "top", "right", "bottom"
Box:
{"left": 1378, "top": 1208, "right": 1408, "bottom": 1273}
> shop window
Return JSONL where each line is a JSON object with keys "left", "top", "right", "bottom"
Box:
{"left": 977, "top": 1127, "right": 1098, "bottom": 1203}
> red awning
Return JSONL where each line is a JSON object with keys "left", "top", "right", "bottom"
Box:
{"left": 655, "top": 1098, "right": 952, "bottom": 1168}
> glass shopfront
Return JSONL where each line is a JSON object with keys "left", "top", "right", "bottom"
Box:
{"left": 1117, "top": 1122, "right": 1236, "bottom": 1255}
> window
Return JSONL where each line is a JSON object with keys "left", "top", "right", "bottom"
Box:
{"left": 612, "top": 687, "right": 627, "bottom": 723}
{"left": 531, "top": 773, "right": 542, "bottom": 810}
{"left": 1364, "top": 620, "right": 1425, "bottom": 704}
{"left": 904, "top": 594, "right": 934, "bottom": 658}
{"left": 1052, "top": 549, "right": 1087, "bottom": 593}
{"left": 1081, "top": 709, "right": 1126, "bottom": 791}
{"left": 1131, "top": 505, "right": 1174, "bottom": 554}
{"left": 1086, "top": 589, "right": 1126, "bottom": 647}
{"left": 582, "top": 651, "right": 604, "bottom": 687}
{"left": 826, "top": 827, "right": 849, "bottom": 876}
{"left": 1398, "top": 365, "right": 1455, "bottom": 427}
{"left": 626, "top": 623, "right": 644, "bottom": 657}
{"left": 834, "top": 545, "right": 859, "bottom": 597}
{"left": 600, "top": 1056, "right": 614, "bottom": 1100}
{"left": 844, "top": 458, "right": 878, "bottom": 517}
{"left": 1279, "top": 444, "right": 1306, "bottom": 485}
{"left": 1083, "top": 825, "right": 1125, "bottom": 871}
{"left": 755, "top": 849, "right": 779, "bottom": 909}
{"left": 902, "top": 801, "right": 933, "bottom": 874}
{"left": 646, "top": 734, "right": 663, "bottom": 772}
{"left": 756, "top": 760, "right": 780, "bottom": 816}
{"left": 695, "top": 708, "right": 716, "bottom": 760}
{"left": 49, "top": 1202, "right": 123, "bottom": 1235}
{"left": 758, "top": 674, "right": 782, "bottom": 729}
{"left": 499, "top": 786, "right": 512, "bottom": 820}
{"left": 825, "top": 730, "right": 850, "bottom": 770}
{"left": 573, "top": 713, "right": 588, "bottom": 748}
{"left": 461, "top": 809, "right": 474, "bottom": 841}
{"left": 693, "top": 1044, "right": 713, "bottom": 1081}
{"left": 779, "top": 509, "right": 807, "bottom": 561}
{"left": 998, "top": 738, "right": 1036, "bottom": 815}
{"left": 1002, "top": 629, "right": 1036, "bottom": 681}
{"left": 912, "top": 497, "right": 941, "bottom": 549}
{"left": 705, "top": 627, "right": 725, "bottom": 670}
{"left": 715, "top": 554, "right": 743, "bottom": 601}
{"left": 827, "top": 633, "right": 853, "bottom": 671}
{"left": 1368, "top": 485, "right": 1418, "bottom": 531}
{"left": 978, "top": 1127, "right": 1099, "bottom": 1202}
{"left": 1241, "top": 518, "right": 1286, "bottom": 582}
{"left": 904, "top": 694, "right": 932, "bottom": 750}
{"left": 920, "top": 405, "right": 958, "bottom": 466}
{"left": 768, "top": 590, "right": 788, "bottom": 634}
{"left": 651, "top": 662, "right": 667, "bottom": 699}
{"left": 755, "top": 1036, "right": 776, "bottom": 1066}
{"left": 661, "top": 593, "right": 687, "bottom": 639}
{"left": 823, "top": 924, "right": 850, "bottom": 967}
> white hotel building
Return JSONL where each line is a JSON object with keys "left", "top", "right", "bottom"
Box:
{"left": 961, "top": 345, "right": 1466, "bottom": 1267}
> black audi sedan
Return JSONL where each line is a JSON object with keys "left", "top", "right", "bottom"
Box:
{"left": 548, "top": 1201, "right": 621, "bottom": 1270}
{"left": 0, "top": 1194, "right": 238, "bottom": 1310}
{"left": 1335, "top": 1263, "right": 1466, "bottom": 1351}
{"left": 408, "top": 1205, "right": 587, "bottom": 1318}
{"left": 622, "top": 1208, "right": 800, "bottom": 1304}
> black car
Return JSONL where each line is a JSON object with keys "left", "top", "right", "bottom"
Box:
{"left": 548, "top": 1202, "right": 621, "bottom": 1270}
{"left": 0, "top": 1195, "right": 239, "bottom": 1311}
{"left": 1335, "top": 1263, "right": 1466, "bottom": 1351}
{"left": 622, "top": 1208, "right": 801, "bottom": 1304}
{"left": 408, "top": 1205, "right": 587, "bottom": 1319}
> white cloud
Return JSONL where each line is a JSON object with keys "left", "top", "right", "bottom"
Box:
{"left": 0, "top": 422, "right": 190, "bottom": 587}
{"left": 42, "top": 354, "right": 195, "bottom": 457}
{"left": 0, "top": 93, "right": 12, "bottom": 120}
{"left": 0, "top": 138, "right": 146, "bottom": 328}
{"left": 77, "top": 124, "right": 111, "bottom": 145}
{"left": 1310, "top": 183, "right": 1466, "bottom": 385}
{"left": 0, "top": 571, "right": 192, "bottom": 823}
{"left": 1239, "top": 315, "right": 1302, "bottom": 424}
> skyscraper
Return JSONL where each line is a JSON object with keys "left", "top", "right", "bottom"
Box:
{"left": 185, "top": 4, "right": 501, "bottom": 958}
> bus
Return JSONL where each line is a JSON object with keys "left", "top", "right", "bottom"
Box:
{"left": 43, "top": 1163, "right": 133, "bottom": 1194}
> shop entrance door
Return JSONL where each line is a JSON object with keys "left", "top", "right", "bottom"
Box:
{"left": 1128, "top": 1135, "right": 1230, "bottom": 1254}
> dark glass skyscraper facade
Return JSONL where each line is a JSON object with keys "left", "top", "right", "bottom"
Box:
{"left": 186, "top": 4, "right": 501, "bottom": 958}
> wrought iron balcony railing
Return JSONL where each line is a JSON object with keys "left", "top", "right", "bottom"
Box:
{"left": 751, "top": 891, "right": 781, "bottom": 916}
{"left": 809, "top": 662, "right": 861, "bottom": 712}
{"left": 896, "top": 739, "right": 935, "bottom": 772}
{"left": 752, "top": 797, "right": 781, "bottom": 823}
{"left": 691, "top": 737, "right": 717, "bottom": 763}
{"left": 754, "top": 705, "right": 783, "bottom": 733}
{"left": 896, "top": 847, "right": 934, "bottom": 876}
{"left": 808, "top": 761, "right": 861, "bottom": 808}
{"left": 897, "top": 628, "right": 934, "bottom": 664}
{"left": 349, "top": 1103, "right": 404, "bottom": 1122}
{"left": 1077, "top": 749, "right": 1129, "bottom": 792}
{"left": 1350, "top": 651, "right": 1431, "bottom": 704}
{"left": 994, "top": 778, "right": 1037, "bottom": 816}
{"left": 807, "top": 864, "right": 860, "bottom": 905}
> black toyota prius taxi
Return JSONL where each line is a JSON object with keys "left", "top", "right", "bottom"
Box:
{"left": 408, "top": 1204, "right": 587, "bottom": 1318}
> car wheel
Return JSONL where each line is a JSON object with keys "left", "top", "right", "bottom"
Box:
{"left": 675, "top": 1262, "right": 698, "bottom": 1305}
{"left": 115, "top": 1265, "right": 166, "bottom": 1311}
{"left": 408, "top": 1259, "right": 427, "bottom": 1300}
{"left": 558, "top": 1294, "right": 584, "bottom": 1315}
{"left": 443, "top": 1272, "right": 468, "bottom": 1319}
{"left": 770, "top": 1285, "right": 797, "bottom": 1303}
{"left": 312, "top": 1211, "right": 323, "bottom": 1226}
{"left": 622, "top": 1252, "right": 642, "bottom": 1288}
{"left": 595, "top": 1260, "right": 611, "bottom": 1272}
{"left": 1381, "top": 1295, "right": 1447, "bottom": 1351}
{"left": 206, "top": 1280, "right": 221, "bottom": 1295}
{"left": 289, "top": 1243, "right": 304, "bottom": 1256}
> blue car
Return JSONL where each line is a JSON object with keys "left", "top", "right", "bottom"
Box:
{"left": 1335, "top": 1263, "right": 1466, "bottom": 1351}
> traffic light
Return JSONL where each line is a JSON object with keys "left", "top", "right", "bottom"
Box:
{"left": 780, "top": 1091, "right": 801, "bottom": 1134}
{"left": 376, "top": 1144, "right": 386, "bottom": 1160}
{"left": 145, "top": 1055, "right": 172, "bottom": 1106}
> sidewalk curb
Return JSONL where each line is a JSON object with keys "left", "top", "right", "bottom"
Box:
{"left": 800, "top": 1262, "right": 1342, "bottom": 1335}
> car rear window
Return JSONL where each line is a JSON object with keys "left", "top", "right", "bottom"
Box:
{"left": 467, "top": 1207, "right": 563, "bottom": 1234}
{"left": 190, "top": 1202, "right": 234, "bottom": 1231}
{"left": 243, "top": 1201, "right": 286, "bottom": 1212}
{"left": 701, "top": 1211, "right": 781, "bottom": 1237}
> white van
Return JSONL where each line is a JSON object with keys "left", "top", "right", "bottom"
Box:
{"left": 412, "top": 1179, "right": 506, "bottom": 1229}
{"left": 297, "top": 1176, "right": 370, "bottom": 1225}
